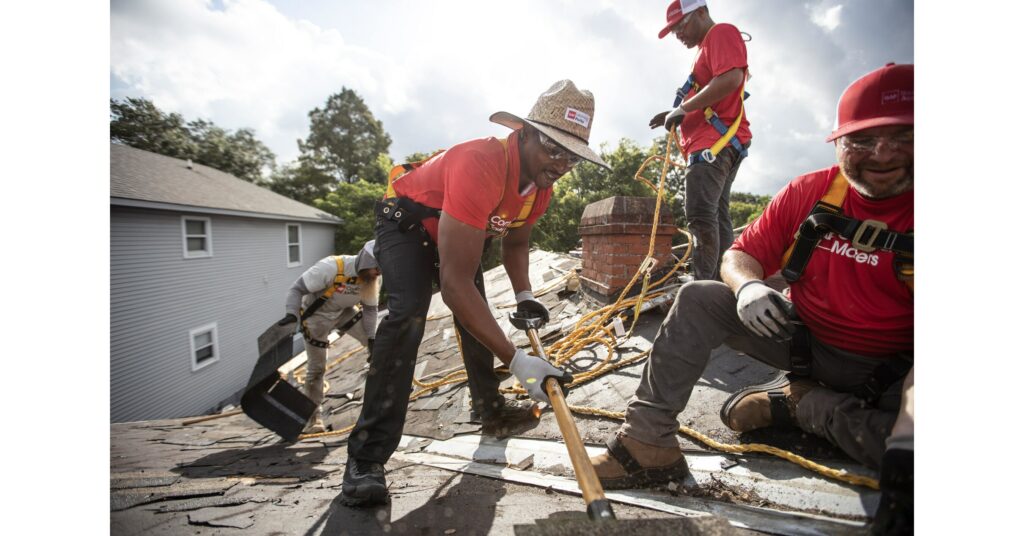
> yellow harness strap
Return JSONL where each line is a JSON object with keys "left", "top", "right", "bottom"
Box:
{"left": 320, "top": 256, "right": 358, "bottom": 300}
{"left": 703, "top": 80, "right": 746, "bottom": 158}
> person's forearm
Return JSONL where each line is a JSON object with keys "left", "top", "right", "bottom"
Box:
{"left": 361, "top": 304, "right": 378, "bottom": 338}
{"left": 440, "top": 278, "right": 517, "bottom": 364}
{"left": 680, "top": 68, "right": 745, "bottom": 113}
{"left": 285, "top": 278, "right": 309, "bottom": 317}
{"left": 721, "top": 249, "right": 765, "bottom": 294}
{"left": 890, "top": 367, "right": 914, "bottom": 441}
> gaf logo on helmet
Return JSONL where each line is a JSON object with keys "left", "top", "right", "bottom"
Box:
{"left": 882, "top": 89, "right": 913, "bottom": 105}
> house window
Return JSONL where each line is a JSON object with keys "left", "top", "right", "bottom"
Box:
{"left": 286, "top": 223, "right": 302, "bottom": 267}
{"left": 182, "top": 216, "right": 213, "bottom": 258}
{"left": 189, "top": 323, "right": 219, "bottom": 371}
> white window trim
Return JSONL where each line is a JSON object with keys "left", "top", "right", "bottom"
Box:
{"left": 188, "top": 323, "right": 220, "bottom": 372}
{"left": 181, "top": 216, "right": 213, "bottom": 259}
{"left": 286, "top": 223, "right": 302, "bottom": 267}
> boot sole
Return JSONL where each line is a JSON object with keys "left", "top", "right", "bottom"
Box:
{"left": 598, "top": 457, "right": 690, "bottom": 490}
{"left": 719, "top": 371, "right": 791, "bottom": 431}
{"left": 339, "top": 483, "right": 389, "bottom": 507}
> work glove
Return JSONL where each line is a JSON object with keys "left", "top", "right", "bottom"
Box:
{"left": 277, "top": 313, "right": 298, "bottom": 327}
{"left": 515, "top": 290, "right": 550, "bottom": 324}
{"left": 735, "top": 281, "right": 797, "bottom": 340}
{"left": 649, "top": 110, "right": 670, "bottom": 129}
{"left": 509, "top": 349, "right": 573, "bottom": 405}
{"left": 664, "top": 106, "right": 686, "bottom": 131}
{"left": 871, "top": 448, "right": 913, "bottom": 535}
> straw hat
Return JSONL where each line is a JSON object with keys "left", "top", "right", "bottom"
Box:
{"left": 490, "top": 80, "right": 610, "bottom": 170}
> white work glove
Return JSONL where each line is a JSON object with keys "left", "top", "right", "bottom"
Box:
{"left": 509, "top": 349, "right": 573, "bottom": 404}
{"left": 735, "top": 281, "right": 797, "bottom": 340}
{"left": 664, "top": 106, "right": 686, "bottom": 131}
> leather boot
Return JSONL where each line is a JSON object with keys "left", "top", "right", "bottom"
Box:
{"left": 339, "top": 459, "right": 388, "bottom": 506}
{"left": 589, "top": 433, "right": 688, "bottom": 490}
{"left": 720, "top": 372, "right": 818, "bottom": 432}
{"left": 480, "top": 397, "right": 539, "bottom": 439}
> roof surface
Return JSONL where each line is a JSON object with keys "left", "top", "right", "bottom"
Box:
{"left": 110, "top": 250, "right": 878, "bottom": 535}
{"left": 109, "top": 143, "right": 341, "bottom": 223}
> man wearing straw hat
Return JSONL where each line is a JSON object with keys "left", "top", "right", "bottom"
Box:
{"left": 340, "top": 80, "right": 611, "bottom": 506}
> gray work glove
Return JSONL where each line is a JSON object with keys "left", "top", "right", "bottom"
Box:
{"left": 735, "top": 281, "right": 797, "bottom": 340}
{"left": 509, "top": 349, "right": 573, "bottom": 405}
{"left": 664, "top": 106, "right": 686, "bottom": 131}
{"left": 649, "top": 110, "right": 670, "bottom": 129}
{"left": 515, "top": 290, "right": 549, "bottom": 324}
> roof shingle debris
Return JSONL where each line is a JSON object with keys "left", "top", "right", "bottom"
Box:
{"left": 111, "top": 249, "right": 878, "bottom": 534}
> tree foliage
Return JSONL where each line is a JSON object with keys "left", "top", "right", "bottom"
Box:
{"left": 299, "top": 88, "right": 392, "bottom": 184}
{"left": 110, "top": 98, "right": 275, "bottom": 182}
{"left": 313, "top": 180, "right": 387, "bottom": 255}
{"left": 728, "top": 192, "right": 772, "bottom": 227}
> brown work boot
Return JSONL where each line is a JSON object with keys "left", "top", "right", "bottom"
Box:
{"left": 480, "top": 397, "right": 539, "bottom": 439}
{"left": 589, "top": 433, "right": 689, "bottom": 490}
{"left": 720, "top": 371, "right": 817, "bottom": 432}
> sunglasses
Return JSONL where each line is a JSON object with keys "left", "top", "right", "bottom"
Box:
{"left": 536, "top": 131, "right": 583, "bottom": 166}
{"left": 840, "top": 131, "right": 914, "bottom": 153}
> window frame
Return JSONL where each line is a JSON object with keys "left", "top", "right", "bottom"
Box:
{"left": 181, "top": 216, "right": 213, "bottom": 259}
{"left": 286, "top": 223, "right": 302, "bottom": 267}
{"left": 188, "top": 323, "right": 220, "bottom": 372}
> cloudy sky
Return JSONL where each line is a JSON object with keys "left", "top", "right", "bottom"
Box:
{"left": 110, "top": 0, "right": 913, "bottom": 196}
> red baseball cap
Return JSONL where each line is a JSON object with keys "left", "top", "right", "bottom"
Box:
{"left": 826, "top": 63, "right": 914, "bottom": 142}
{"left": 658, "top": 0, "right": 707, "bottom": 39}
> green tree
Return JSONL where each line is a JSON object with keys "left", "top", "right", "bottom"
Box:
{"left": 313, "top": 180, "right": 387, "bottom": 254}
{"left": 110, "top": 98, "right": 275, "bottom": 182}
{"left": 728, "top": 192, "right": 772, "bottom": 227}
{"left": 300, "top": 88, "right": 392, "bottom": 184}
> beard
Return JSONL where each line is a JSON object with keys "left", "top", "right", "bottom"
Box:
{"left": 841, "top": 159, "right": 914, "bottom": 200}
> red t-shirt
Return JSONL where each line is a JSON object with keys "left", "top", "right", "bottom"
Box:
{"left": 679, "top": 23, "right": 752, "bottom": 157}
{"left": 389, "top": 131, "right": 552, "bottom": 243}
{"left": 731, "top": 166, "right": 913, "bottom": 357}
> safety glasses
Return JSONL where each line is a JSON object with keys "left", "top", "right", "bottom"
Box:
{"left": 536, "top": 131, "right": 583, "bottom": 166}
{"left": 840, "top": 131, "right": 914, "bottom": 153}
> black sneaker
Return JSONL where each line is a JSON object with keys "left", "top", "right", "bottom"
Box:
{"left": 480, "top": 398, "right": 539, "bottom": 439}
{"left": 339, "top": 459, "right": 388, "bottom": 506}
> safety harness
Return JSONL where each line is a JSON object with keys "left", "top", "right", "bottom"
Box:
{"left": 781, "top": 170, "right": 914, "bottom": 403}
{"left": 779, "top": 170, "right": 914, "bottom": 292}
{"left": 673, "top": 64, "right": 749, "bottom": 164}
{"left": 300, "top": 256, "right": 361, "bottom": 348}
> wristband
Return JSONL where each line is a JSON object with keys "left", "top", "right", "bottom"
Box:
{"left": 735, "top": 280, "right": 766, "bottom": 299}
{"left": 515, "top": 290, "right": 536, "bottom": 303}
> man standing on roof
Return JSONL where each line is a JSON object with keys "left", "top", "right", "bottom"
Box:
{"left": 650, "top": 0, "right": 751, "bottom": 281}
{"left": 590, "top": 63, "right": 914, "bottom": 534}
{"left": 276, "top": 240, "right": 381, "bottom": 434}
{"left": 340, "top": 80, "right": 611, "bottom": 507}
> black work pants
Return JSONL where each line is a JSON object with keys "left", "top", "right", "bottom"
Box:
{"left": 347, "top": 214, "right": 501, "bottom": 464}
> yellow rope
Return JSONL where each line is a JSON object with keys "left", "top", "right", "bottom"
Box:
{"left": 294, "top": 132, "right": 880, "bottom": 491}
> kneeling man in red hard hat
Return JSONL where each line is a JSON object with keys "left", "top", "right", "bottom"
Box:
{"left": 591, "top": 63, "right": 915, "bottom": 535}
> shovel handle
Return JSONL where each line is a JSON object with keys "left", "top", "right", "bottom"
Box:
{"left": 524, "top": 329, "right": 615, "bottom": 521}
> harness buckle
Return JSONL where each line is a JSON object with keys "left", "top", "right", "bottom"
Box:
{"left": 700, "top": 149, "right": 715, "bottom": 164}
{"left": 851, "top": 219, "right": 887, "bottom": 253}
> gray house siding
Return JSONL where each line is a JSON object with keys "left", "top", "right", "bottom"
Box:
{"left": 110, "top": 205, "right": 336, "bottom": 422}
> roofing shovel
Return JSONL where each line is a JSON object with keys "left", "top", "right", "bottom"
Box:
{"left": 509, "top": 311, "right": 615, "bottom": 522}
{"left": 241, "top": 320, "right": 317, "bottom": 442}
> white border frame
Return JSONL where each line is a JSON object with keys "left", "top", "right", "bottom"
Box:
{"left": 188, "top": 322, "right": 220, "bottom": 372}
{"left": 286, "top": 223, "right": 302, "bottom": 267}
{"left": 181, "top": 216, "right": 213, "bottom": 259}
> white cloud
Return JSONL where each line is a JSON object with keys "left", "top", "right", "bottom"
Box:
{"left": 111, "top": 0, "right": 912, "bottom": 195}
{"left": 811, "top": 3, "right": 844, "bottom": 32}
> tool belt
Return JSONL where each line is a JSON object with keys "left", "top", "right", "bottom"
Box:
{"left": 377, "top": 197, "right": 441, "bottom": 236}
{"left": 788, "top": 323, "right": 912, "bottom": 405}
{"left": 301, "top": 309, "right": 362, "bottom": 349}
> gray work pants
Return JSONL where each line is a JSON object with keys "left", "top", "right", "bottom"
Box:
{"left": 302, "top": 308, "right": 368, "bottom": 412}
{"left": 621, "top": 281, "right": 906, "bottom": 470}
{"left": 683, "top": 146, "right": 745, "bottom": 281}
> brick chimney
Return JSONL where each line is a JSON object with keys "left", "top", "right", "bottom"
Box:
{"left": 578, "top": 196, "right": 676, "bottom": 304}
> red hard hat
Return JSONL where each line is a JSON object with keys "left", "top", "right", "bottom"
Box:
{"left": 826, "top": 63, "right": 914, "bottom": 142}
